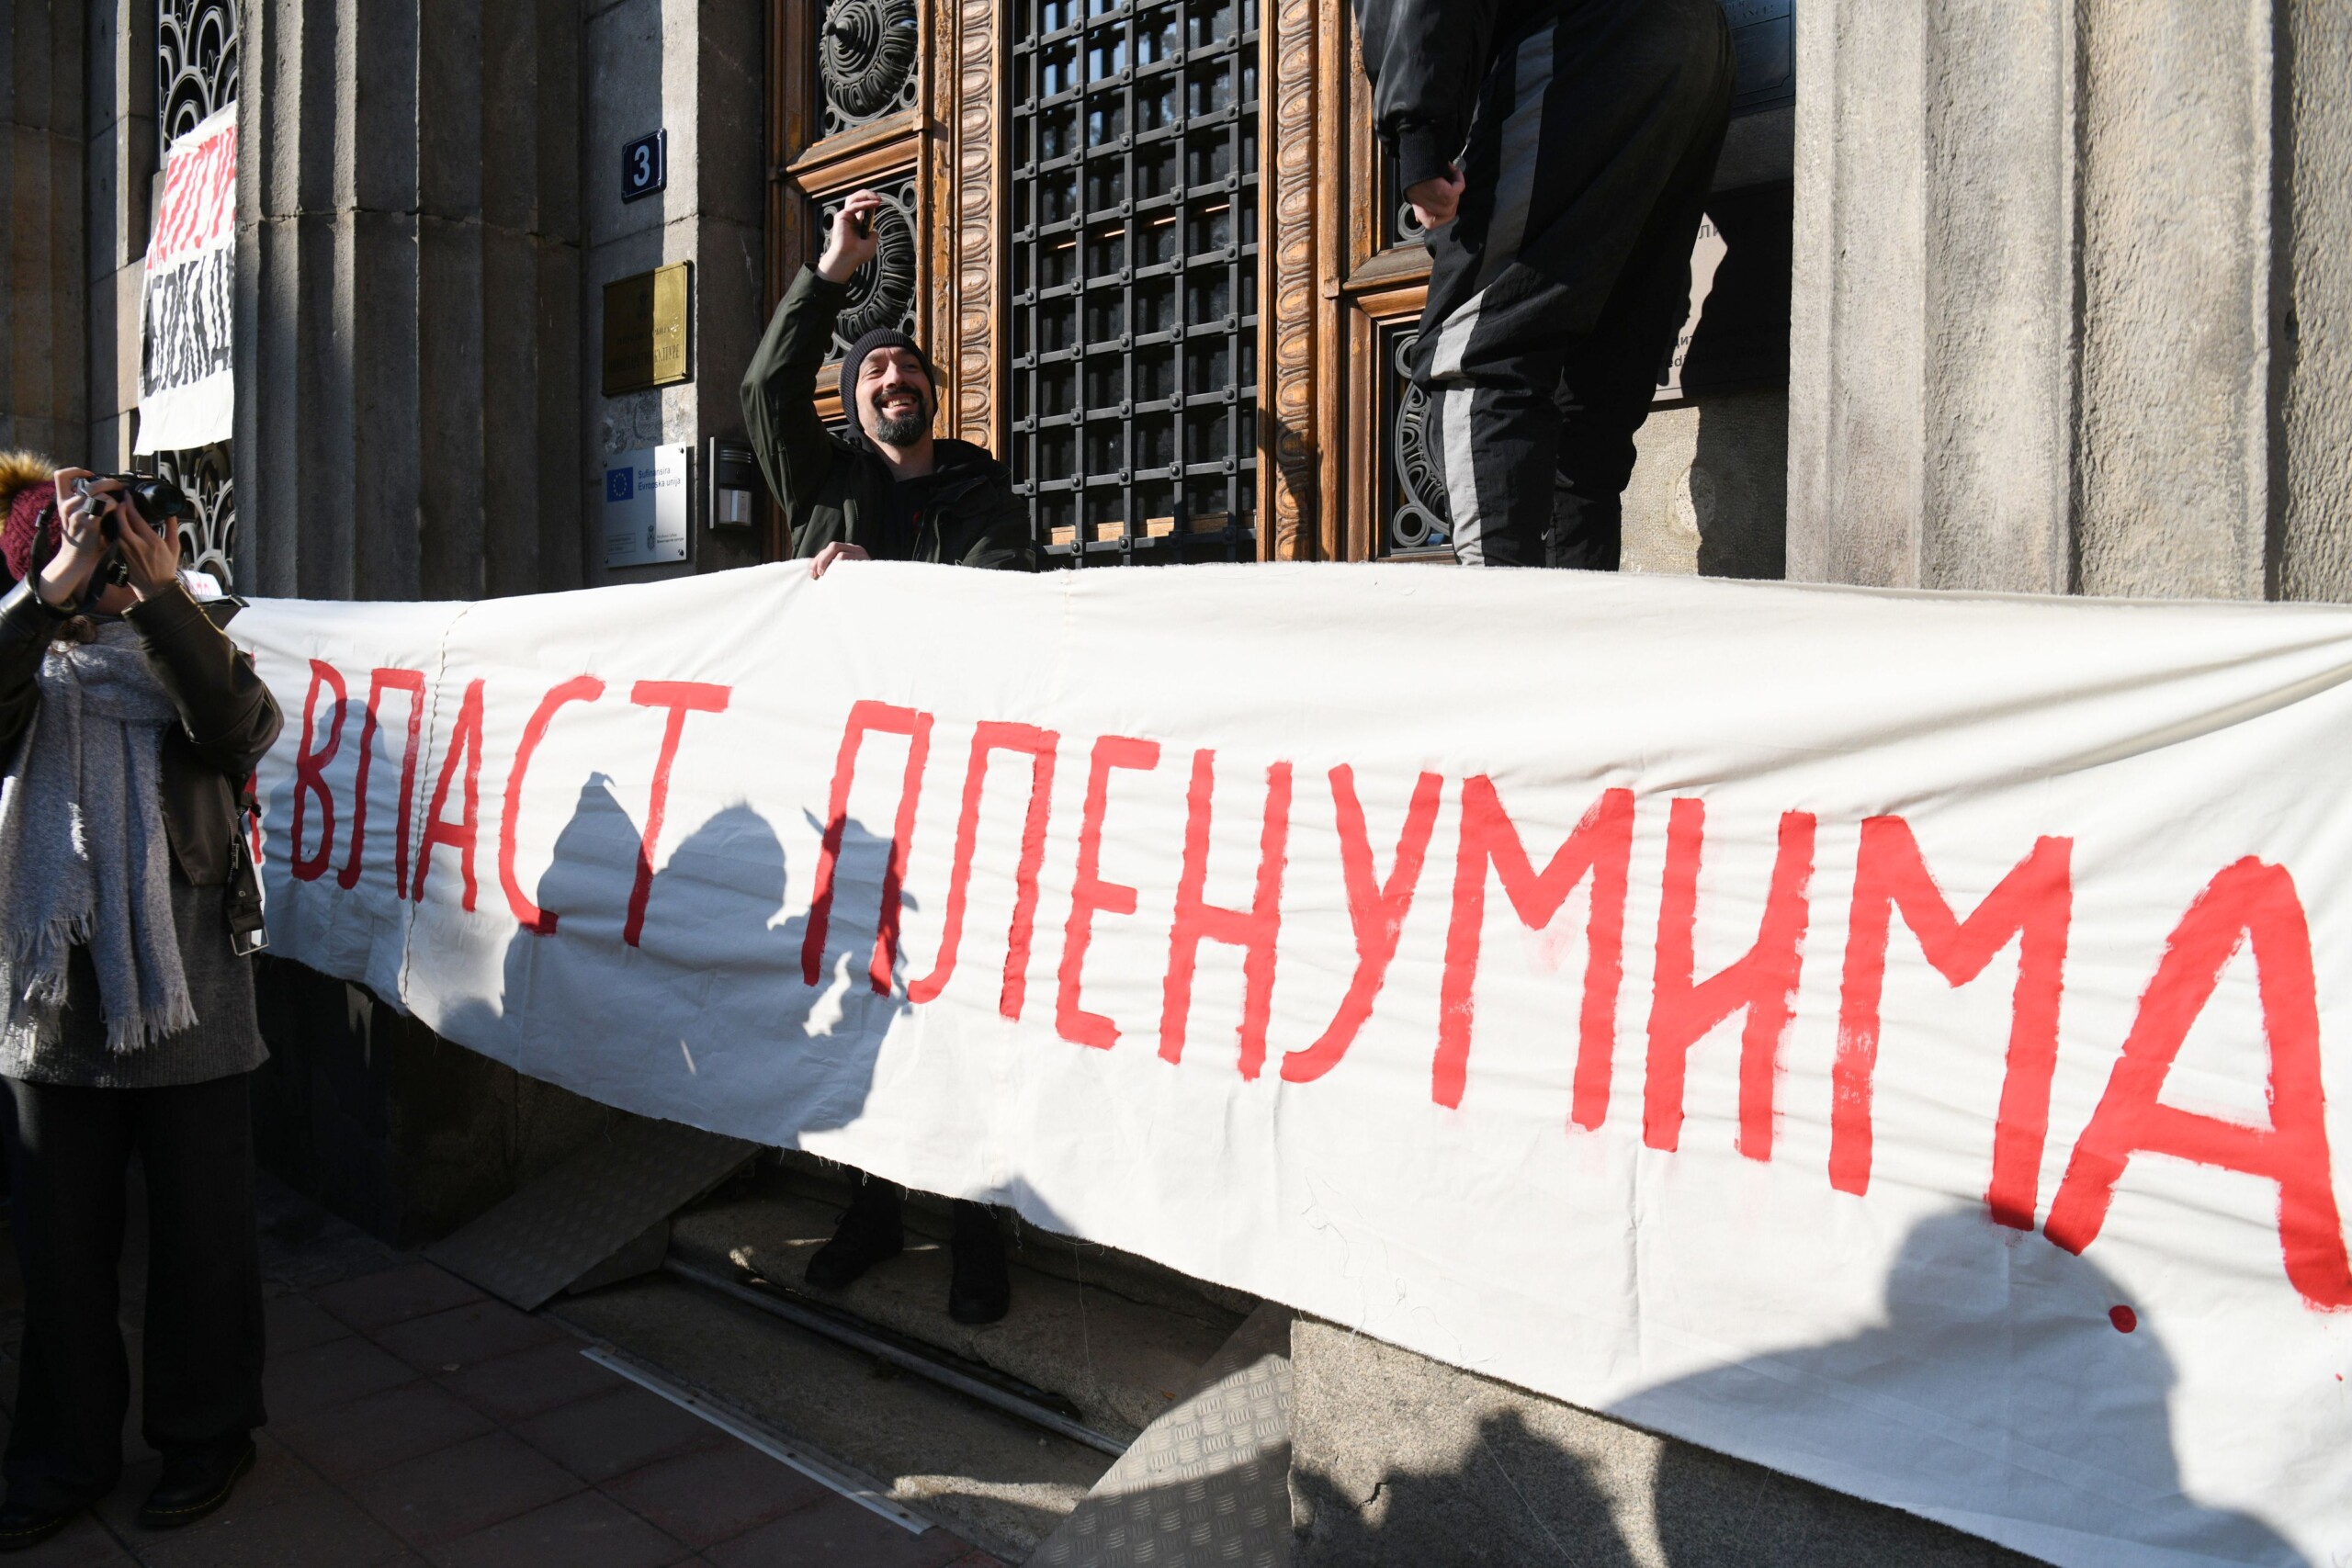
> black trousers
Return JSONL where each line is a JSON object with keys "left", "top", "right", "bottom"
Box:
{"left": 2, "top": 1073, "right": 266, "bottom": 1511}
{"left": 1415, "top": 0, "right": 1733, "bottom": 568}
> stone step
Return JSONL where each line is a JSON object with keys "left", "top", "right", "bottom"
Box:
{"left": 669, "top": 1157, "right": 1252, "bottom": 1446}
{"left": 551, "top": 1268, "right": 1114, "bottom": 1562}
{"left": 1029, "top": 1303, "right": 1295, "bottom": 1568}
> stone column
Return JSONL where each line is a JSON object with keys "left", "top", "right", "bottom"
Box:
{"left": 235, "top": 0, "right": 582, "bottom": 601}
{"left": 1786, "top": 0, "right": 2075, "bottom": 593}
{"left": 1788, "top": 0, "right": 2349, "bottom": 601}
{"left": 2, "top": 0, "right": 86, "bottom": 460}
{"left": 84, "top": 0, "right": 153, "bottom": 470}
{"left": 232, "top": 0, "right": 605, "bottom": 1243}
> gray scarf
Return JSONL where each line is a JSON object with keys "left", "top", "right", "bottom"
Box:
{"left": 0, "top": 623, "right": 194, "bottom": 1054}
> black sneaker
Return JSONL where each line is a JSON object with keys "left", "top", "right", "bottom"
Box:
{"left": 947, "top": 1201, "right": 1010, "bottom": 1325}
{"left": 0, "top": 1499, "right": 85, "bottom": 1553}
{"left": 805, "top": 1178, "right": 905, "bottom": 1291}
{"left": 139, "top": 1437, "right": 255, "bottom": 1530}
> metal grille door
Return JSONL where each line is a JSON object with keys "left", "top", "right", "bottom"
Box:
{"left": 1008, "top": 0, "right": 1260, "bottom": 567}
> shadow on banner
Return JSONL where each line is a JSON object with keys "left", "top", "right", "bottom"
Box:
{"left": 438, "top": 775, "right": 913, "bottom": 1143}
{"left": 1294, "top": 1210, "right": 2301, "bottom": 1567}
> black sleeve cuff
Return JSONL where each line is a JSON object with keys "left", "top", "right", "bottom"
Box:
{"left": 125, "top": 579, "right": 205, "bottom": 635}
{"left": 1395, "top": 127, "right": 1460, "bottom": 197}
{"left": 1, "top": 577, "right": 71, "bottom": 623}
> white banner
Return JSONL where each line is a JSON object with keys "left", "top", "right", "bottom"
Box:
{"left": 134, "top": 105, "right": 236, "bottom": 454}
{"left": 234, "top": 563, "right": 2352, "bottom": 1567}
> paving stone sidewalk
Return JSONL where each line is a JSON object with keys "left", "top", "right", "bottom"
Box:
{"left": 0, "top": 1173, "right": 1006, "bottom": 1567}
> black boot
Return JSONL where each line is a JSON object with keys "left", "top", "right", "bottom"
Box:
{"left": 138, "top": 1438, "right": 254, "bottom": 1530}
{"left": 0, "top": 1499, "right": 86, "bottom": 1553}
{"left": 947, "top": 1201, "right": 1010, "bottom": 1325}
{"left": 805, "top": 1175, "right": 904, "bottom": 1292}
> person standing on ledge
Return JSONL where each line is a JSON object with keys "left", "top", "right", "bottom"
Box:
{"left": 739, "top": 188, "right": 1030, "bottom": 1326}
{"left": 1359, "top": 0, "right": 1733, "bottom": 569}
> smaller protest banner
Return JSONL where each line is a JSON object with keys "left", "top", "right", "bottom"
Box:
{"left": 135, "top": 105, "right": 237, "bottom": 454}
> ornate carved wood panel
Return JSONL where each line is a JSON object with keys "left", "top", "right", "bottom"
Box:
{"left": 770, "top": 0, "right": 1439, "bottom": 563}
{"left": 929, "top": 0, "right": 1001, "bottom": 448}
{"left": 1381, "top": 326, "right": 1448, "bottom": 551}
{"left": 1329, "top": 0, "right": 1433, "bottom": 562}
{"left": 1261, "top": 0, "right": 1316, "bottom": 558}
{"left": 816, "top": 176, "right": 922, "bottom": 363}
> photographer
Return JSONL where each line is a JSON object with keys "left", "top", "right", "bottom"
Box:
{"left": 0, "top": 463, "right": 282, "bottom": 1550}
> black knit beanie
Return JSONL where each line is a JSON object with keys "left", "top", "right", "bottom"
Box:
{"left": 838, "top": 327, "right": 934, "bottom": 432}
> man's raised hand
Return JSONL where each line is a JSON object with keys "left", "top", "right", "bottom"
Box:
{"left": 818, "top": 191, "right": 886, "bottom": 284}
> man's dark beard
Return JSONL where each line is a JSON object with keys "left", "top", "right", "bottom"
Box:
{"left": 869, "top": 391, "right": 933, "bottom": 447}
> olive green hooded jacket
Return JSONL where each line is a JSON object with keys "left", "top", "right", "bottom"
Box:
{"left": 740, "top": 267, "right": 1035, "bottom": 572}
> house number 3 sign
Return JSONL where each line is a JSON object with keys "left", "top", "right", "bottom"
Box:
{"left": 621, "top": 130, "right": 667, "bottom": 202}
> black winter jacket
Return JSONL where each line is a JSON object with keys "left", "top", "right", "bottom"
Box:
{"left": 1353, "top": 0, "right": 1549, "bottom": 193}
{"left": 740, "top": 267, "right": 1035, "bottom": 572}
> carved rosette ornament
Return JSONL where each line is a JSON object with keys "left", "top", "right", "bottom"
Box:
{"left": 1390, "top": 331, "right": 1451, "bottom": 552}
{"left": 820, "top": 0, "right": 921, "bottom": 136}
{"left": 157, "top": 0, "right": 240, "bottom": 587}
{"left": 821, "top": 179, "right": 921, "bottom": 363}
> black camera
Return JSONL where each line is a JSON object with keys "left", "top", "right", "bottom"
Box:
{"left": 79, "top": 473, "right": 195, "bottom": 542}
{"left": 66, "top": 473, "right": 195, "bottom": 589}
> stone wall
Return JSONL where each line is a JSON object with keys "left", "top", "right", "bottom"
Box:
{"left": 2, "top": 0, "right": 85, "bottom": 461}
{"left": 250, "top": 957, "right": 617, "bottom": 1247}
{"left": 1786, "top": 0, "right": 2352, "bottom": 602}
{"left": 83, "top": 0, "right": 149, "bottom": 470}
{"left": 1622, "top": 389, "right": 1789, "bottom": 581}
{"left": 581, "top": 0, "right": 766, "bottom": 586}
{"left": 1620, "top": 109, "right": 1795, "bottom": 582}
{"left": 235, "top": 0, "right": 584, "bottom": 601}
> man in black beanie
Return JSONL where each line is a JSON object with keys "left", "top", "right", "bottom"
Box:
{"left": 741, "top": 187, "right": 1033, "bottom": 578}
{"left": 739, "top": 188, "right": 1030, "bottom": 1325}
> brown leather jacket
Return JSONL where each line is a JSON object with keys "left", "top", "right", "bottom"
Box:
{"left": 0, "top": 578, "right": 284, "bottom": 887}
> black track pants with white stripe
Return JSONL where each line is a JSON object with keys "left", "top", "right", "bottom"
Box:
{"left": 1415, "top": 0, "right": 1733, "bottom": 569}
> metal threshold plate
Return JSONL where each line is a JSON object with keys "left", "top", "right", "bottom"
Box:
{"left": 663, "top": 1256, "right": 1130, "bottom": 1456}
{"left": 424, "top": 1114, "right": 754, "bottom": 1310}
{"left": 1028, "top": 1302, "right": 1294, "bottom": 1568}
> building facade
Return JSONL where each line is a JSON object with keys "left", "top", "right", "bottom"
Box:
{"left": 2, "top": 0, "right": 2347, "bottom": 1560}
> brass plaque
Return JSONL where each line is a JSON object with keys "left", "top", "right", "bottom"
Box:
{"left": 602, "top": 263, "right": 691, "bottom": 394}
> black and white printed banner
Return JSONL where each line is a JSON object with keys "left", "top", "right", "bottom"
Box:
{"left": 135, "top": 104, "right": 236, "bottom": 454}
